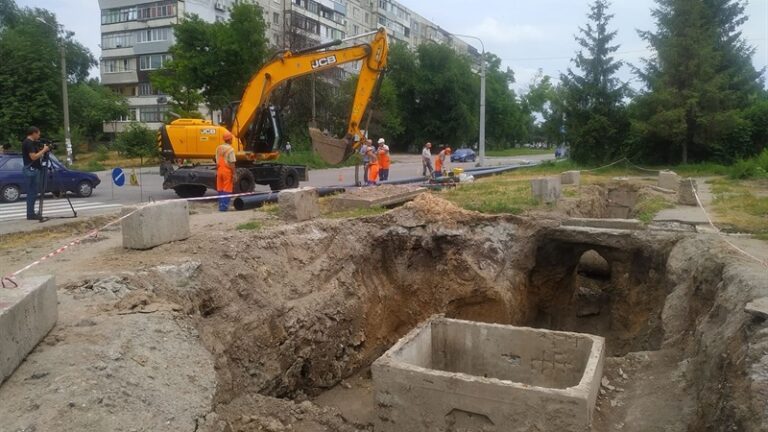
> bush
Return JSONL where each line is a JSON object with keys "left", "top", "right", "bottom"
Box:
{"left": 729, "top": 149, "right": 768, "bottom": 179}
{"left": 95, "top": 144, "right": 110, "bottom": 162}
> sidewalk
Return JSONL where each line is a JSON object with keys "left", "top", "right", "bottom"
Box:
{"left": 653, "top": 177, "right": 712, "bottom": 227}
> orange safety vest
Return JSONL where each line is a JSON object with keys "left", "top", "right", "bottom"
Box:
{"left": 216, "top": 144, "right": 234, "bottom": 193}
{"left": 366, "top": 149, "right": 379, "bottom": 182}
{"left": 435, "top": 154, "right": 443, "bottom": 173}
{"left": 378, "top": 149, "right": 391, "bottom": 169}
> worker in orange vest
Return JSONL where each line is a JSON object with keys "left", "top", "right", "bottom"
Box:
{"left": 215, "top": 131, "right": 237, "bottom": 211}
{"left": 377, "top": 138, "right": 391, "bottom": 181}
{"left": 434, "top": 146, "right": 451, "bottom": 177}
{"left": 366, "top": 144, "right": 379, "bottom": 186}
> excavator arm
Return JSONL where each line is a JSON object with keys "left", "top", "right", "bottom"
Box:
{"left": 232, "top": 28, "right": 389, "bottom": 164}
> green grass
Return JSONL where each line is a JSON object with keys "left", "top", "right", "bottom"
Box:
{"left": 635, "top": 195, "right": 675, "bottom": 223}
{"left": 277, "top": 150, "right": 359, "bottom": 169}
{"left": 236, "top": 220, "right": 264, "bottom": 231}
{"left": 709, "top": 178, "right": 768, "bottom": 237}
{"left": 440, "top": 174, "right": 543, "bottom": 214}
{"left": 486, "top": 148, "right": 552, "bottom": 157}
{"left": 79, "top": 160, "right": 106, "bottom": 172}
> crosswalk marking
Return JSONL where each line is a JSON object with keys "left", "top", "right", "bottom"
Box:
{"left": 0, "top": 200, "right": 122, "bottom": 221}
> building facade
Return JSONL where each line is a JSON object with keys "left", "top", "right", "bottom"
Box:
{"left": 99, "top": 0, "right": 478, "bottom": 130}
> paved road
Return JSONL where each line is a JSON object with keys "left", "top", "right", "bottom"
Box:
{"left": 0, "top": 152, "right": 553, "bottom": 233}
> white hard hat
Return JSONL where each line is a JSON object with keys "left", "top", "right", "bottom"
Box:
{"left": 378, "top": 138, "right": 385, "bottom": 144}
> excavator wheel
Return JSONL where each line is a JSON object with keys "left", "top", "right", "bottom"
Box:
{"left": 269, "top": 166, "right": 299, "bottom": 191}
{"left": 310, "top": 127, "right": 354, "bottom": 165}
{"left": 235, "top": 168, "right": 256, "bottom": 193}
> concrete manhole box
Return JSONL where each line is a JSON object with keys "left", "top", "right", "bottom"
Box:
{"left": 372, "top": 316, "right": 605, "bottom": 432}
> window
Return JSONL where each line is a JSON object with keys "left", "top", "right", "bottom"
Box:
{"left": 364, "top": 12, "right": 369, "bottom": 24}
{"left": 136, "top": 1, "right": 176, "bottom": 21}
{"left": 102, "top": 32, "right": 133, "bottom": 49}
{"left": 138, "top": 82, "right": 161, "bottom": 96}
{"left": 352, "top": 24, "right": 358, "bottom": 35}
{"left": 102, "top": 58, "right": 134, "bottom": 73}
{"left": 136, "top": 27, "right": 172, "bottom": 43}
{"left": 273, "top": 12, "right": 279, "bottom": 25}
{"left": 139, "top": 54, "right": 171, "bottom": 70}
{"left": 101, "top": 6, "right": 136, "bottom": 24}
{"left": 139, "top": 105, "right": 168, "bottom": 123}
{"left": 115, "top": 109, "right": 137, "bottom": 122}
{"left": 0, "top": 158, "right": 23, "bottom": 171}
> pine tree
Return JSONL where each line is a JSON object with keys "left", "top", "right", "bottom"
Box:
{"left": 560, "top": 0, "right": 628, "bottom": 164}
{"left": 631, "top": 0, "right": 763, "bottom": 163}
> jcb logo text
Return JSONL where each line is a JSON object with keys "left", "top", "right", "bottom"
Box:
{"left": 311, "top": 55, "right": 337, "bottom": 69}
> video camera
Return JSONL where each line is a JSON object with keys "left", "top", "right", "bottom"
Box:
{"left": 35, "top": 138, "right": 58, "bottom": 151}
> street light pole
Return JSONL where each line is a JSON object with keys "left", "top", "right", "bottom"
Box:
{"left": 37, "top": 18, "right": 73, "bottom": 166}
{"left": 453, "top": 34, "right": 485, "bottom": 167}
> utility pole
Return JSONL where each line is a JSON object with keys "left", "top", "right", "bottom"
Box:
{"left": 37, "top": 17, "right": 73, "bottom": 165}
{"left": 454, "top": 34, "right": 485, "bottom": 167}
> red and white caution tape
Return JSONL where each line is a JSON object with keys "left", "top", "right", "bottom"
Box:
{"left": 690, "top": 179, "right": 768, "bottom": 268}
{"left": 0, "top": 191, "right": 264, "bottom": 288}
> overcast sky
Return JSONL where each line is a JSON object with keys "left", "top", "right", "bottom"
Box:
{"left": 17, "top": 0, "right": 768, "bottom": 91}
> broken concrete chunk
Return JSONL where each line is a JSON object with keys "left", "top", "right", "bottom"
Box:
{"left": 278, "top": 187, "right": 320, "bottom": 222}
{"left": 561, "top": 170, "right": 581, "bottom": 186}
{"left": 658, "top": 170, "right": 681, "bottom": 191}
{"left": 530, "top": 177, "right": 562, "bottom": 203}
{"left": 677, "top": 178, "right": 698, "bottom": 206}
{"left": 745, "top": 297, "right": 768, "bottom": 319}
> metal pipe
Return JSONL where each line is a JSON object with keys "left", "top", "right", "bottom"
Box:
{"left": 234, "top": 187, "right": 346, "bottom": 211}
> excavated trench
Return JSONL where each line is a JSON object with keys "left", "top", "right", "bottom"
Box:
{"left": 154, "top": 195, "right": 766, "bottom": 431}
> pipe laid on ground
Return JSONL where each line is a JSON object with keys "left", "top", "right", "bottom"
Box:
{"left": 233, "top": 187, "right": 346, "bottom": 211}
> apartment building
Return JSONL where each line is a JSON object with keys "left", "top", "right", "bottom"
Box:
{"left": 98, "top": 0, "right": 236, "bottom": 132}
{"left": 99, "top": 0, "right": 477, "bottom": 129}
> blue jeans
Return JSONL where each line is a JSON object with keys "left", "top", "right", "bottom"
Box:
{"left": 218, "top": 191, "right": 231, "bottom": 212}
{"left": 23, "top": 166, "right": 41, "bottom": 218}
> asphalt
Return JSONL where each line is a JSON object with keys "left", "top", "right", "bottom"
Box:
{"left": 0, "top": 153, "right": 554, "bottom": 235}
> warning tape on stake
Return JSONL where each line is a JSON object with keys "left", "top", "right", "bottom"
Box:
{"left": 689, "top": 179, "right": 768, "bottom": 268}
{"left": 0, "top": 191, "right": 264, "bottom": 288}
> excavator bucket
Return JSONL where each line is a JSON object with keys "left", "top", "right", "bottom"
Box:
{"left": 310, "top": 127, "right": 354, "bottom": 165}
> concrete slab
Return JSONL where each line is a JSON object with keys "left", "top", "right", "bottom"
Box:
{"left": 373, "top": 316, "right": 605, "bottom": 432}
{"left": 330, "top": 185, "right": 426, "bottom": 211}
{"left": 121, "top": 200, "right": 190, "bottom": 250}
{"left": 561, "top": 170, "right": 581, "bottom": 185}
{"left": 562, "top": 218, "right": 645, "bottom": 231}
{"left": 0, "top": 276, "right": 57, "bottom": 383}
{"left": 530, "top": 177, "right": 562, "bottom": 203}
{"left": 653, "top": 207, "right": 709, "bottom": 225}
{"left": 678, "top": 178, "right": 698, "bottom": 206}
{"left": 278, "top": 187, "right": 320, "bottom": 222}
{"left": 658, "top": 171, "right": 681, "bottom": 191}
{"left": 745, "top": 297, "right": 768, "bottom": 319}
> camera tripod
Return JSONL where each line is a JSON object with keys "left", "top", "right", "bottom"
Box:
{"left": 36, "top": 155, "right": 77, "bottom": 223}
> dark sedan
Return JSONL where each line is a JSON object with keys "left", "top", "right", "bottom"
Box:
{"left": 0, "top": 153, "right": 101, "bottom": 202}
{"left": 450, "top": 148, "right": 476, "bottom": 163}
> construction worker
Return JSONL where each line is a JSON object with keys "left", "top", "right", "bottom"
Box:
{"left": 422, "top": 142, "right": 433, "bottom": 177}
{"left": 366, "top": 144, "right": 379, "bottom": 185}
{"left": 360, "top": 139, "right": 372, "bottom": 183}
{"left": 435, "top": 146, "right": 452, "bottom": 177}
{"left": 377, "top": 138, "right": 390, "bottom": 181}
{"left": 215, "top": 131, "right": 237, "bottom": 212}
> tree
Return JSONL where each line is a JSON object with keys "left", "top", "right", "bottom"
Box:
{"left": 115, "top": 123, "right": 157, "bottom": 164}
{"left": 152, "top": 2, "right": 269, "bottom": 113}
{"left": 484, "top": 53, "right": 528, "bottom": 148}
{"left": 631, "top": 0, "right": 763, "bottom": 163}
{"left": 560, "top": 0, "right": 628, "bottom": 164}
{"left": 68, "top": 79, "right": 128, "bottom": 143}
{"left": 0, "top": 2, "right": 94, "bottom": 145}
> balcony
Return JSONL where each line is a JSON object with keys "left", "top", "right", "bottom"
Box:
{"left": 101, "top": 71, "right": 138, "bottom": 85}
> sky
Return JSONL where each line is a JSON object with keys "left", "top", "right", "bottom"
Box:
{"left": 17, "top": 0, "right": 768, "bottom": 92}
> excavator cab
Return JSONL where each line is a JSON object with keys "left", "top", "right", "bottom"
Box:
{"left": 223, "top": 102, "right": 283, "bottom": 155}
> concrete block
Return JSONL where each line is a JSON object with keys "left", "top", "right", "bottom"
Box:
{"left": 530, "top": 177, "right": 562, "bottom": 203}
{"left": 678, "top": 178, "right": 698, "bottom": 206}
{"left": 658, "top": 170, "right": 680, "bottom": 191}
{"left": 561, "top": 170, "right": 581, "bottom": 185}
{"left": 0, "top": 276, "right": 58, "bottom": 383}
{"left": 562, "top": 218, "right": 644, "bottom": 230}
{"left": 278, "top": 187, "right": 320, "bottom": 222}
{"left": 373, "top": 316, "right": 605, "bottom": 432}
{"left": 122, "top": 200, "right": 190, "bottom": 250}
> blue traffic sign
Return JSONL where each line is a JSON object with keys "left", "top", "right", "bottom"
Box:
{"left": 112, "top": 167, "right": 125, "bottom": 187}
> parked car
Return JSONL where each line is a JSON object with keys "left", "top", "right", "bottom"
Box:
{"left": 0, "top": 152, "right": 101, "bottom": 202}
{"left": 450, "top": 148, "right": 477, "bottom": 163}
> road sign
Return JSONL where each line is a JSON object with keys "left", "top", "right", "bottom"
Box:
{"left": 112, "top": 167, "right": 125, "bottom": 187}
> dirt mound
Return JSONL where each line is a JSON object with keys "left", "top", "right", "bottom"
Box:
{"left": 389, "top": 192, "right": 489, "bottom": 226}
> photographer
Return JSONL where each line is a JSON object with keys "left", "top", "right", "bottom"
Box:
{"left": 21, "top": 126, "right": 50, "bottom": 220}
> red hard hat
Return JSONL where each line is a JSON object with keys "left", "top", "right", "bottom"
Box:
{"left": 223, "top": 131, "right": 233, "bottom": 142}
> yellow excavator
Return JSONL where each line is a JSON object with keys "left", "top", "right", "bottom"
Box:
{"left": 158, "top": 28, "right": 389, "bottom": 197}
